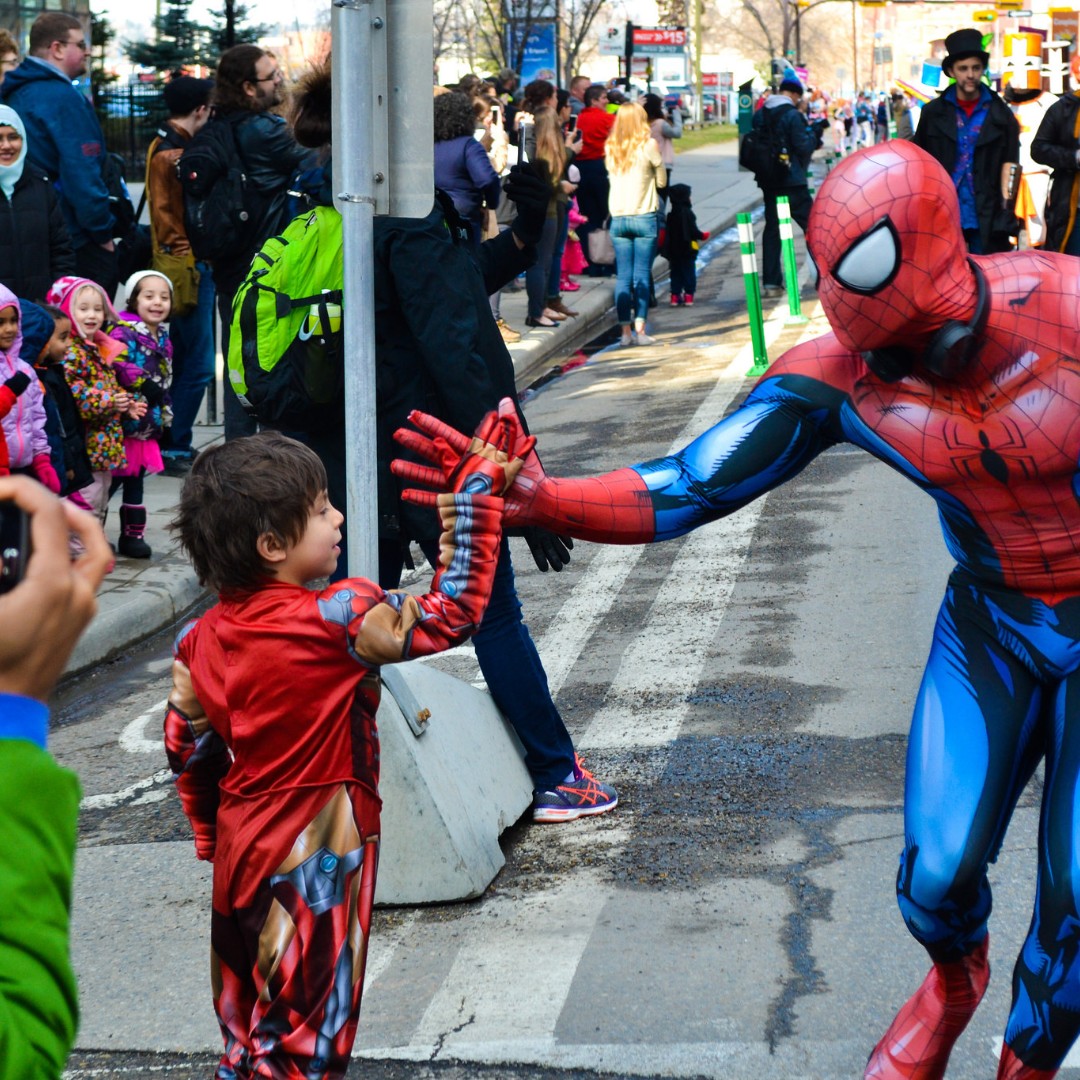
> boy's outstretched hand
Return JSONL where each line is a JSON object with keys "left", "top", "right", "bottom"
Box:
{"left": 393, "top": 398, "right": 548, "bottom": 526}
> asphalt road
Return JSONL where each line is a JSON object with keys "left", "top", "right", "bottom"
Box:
{"left": 54, "top": 231, "right": 1077, "bottom": 1079}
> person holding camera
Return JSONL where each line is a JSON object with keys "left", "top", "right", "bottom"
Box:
{"left": 751, "top": 77, "right": 823, "bottom": 299}
{"left": 0, "top": 474, "right": 111, "bottom": 1079}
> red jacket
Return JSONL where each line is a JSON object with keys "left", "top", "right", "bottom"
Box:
{"left": 576, "top": 106, "right": 616, "bottom": 161}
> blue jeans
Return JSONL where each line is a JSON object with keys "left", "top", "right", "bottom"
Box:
{"left": 611, "top": 213, "right": 658, "bottom": 325}
{"left": 166, "top": 262, "right": 216, "bottom": 455}
{"left": 404, "top": 537, "right": 576, "bottom": 791}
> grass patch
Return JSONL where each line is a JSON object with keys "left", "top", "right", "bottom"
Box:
{"left": 676, "top": 123, "right": 740, "bottom": 153}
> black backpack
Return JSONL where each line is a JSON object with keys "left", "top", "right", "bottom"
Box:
{"left": 101, "top": 152, "right": 152, "bottom": 278}
{"left": 177, "top": 116, "right": 254, "bottom": 263}
{"left": 738, "top": 108, "right": 791, "bottom": 186}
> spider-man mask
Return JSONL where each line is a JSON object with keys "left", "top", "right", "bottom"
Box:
{"left": 807, "top": 142, "right": 974, "bottom": 355}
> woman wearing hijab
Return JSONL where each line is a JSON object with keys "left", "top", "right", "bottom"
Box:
{"left": 0, "top": 105, "right": 74, "bottom": 301}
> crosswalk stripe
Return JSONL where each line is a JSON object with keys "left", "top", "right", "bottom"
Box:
{"left": 536, "top": 300, "right": 811, "bottom": 703}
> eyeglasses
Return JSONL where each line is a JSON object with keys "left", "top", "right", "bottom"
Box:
{"left": 60, "top": 38, "right": 89, "bottom": 52}
{"left": 252, "top": 68, "right": 283, "bottom": 84}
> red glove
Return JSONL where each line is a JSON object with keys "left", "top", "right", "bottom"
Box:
{"left": 32, "top": 453, "right": 61, "bottom": 494}
{"left": 393, "top": 397, "right": 548, "bottom": 528}
{"left": 701, "top": 231, "right": 711, "bottom": 241}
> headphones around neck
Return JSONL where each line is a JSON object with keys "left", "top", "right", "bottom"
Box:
{"left": 863, "top": 260, "right": 989, "bottom": 382}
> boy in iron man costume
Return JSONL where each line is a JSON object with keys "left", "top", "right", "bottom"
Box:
{"left": 164, "top": 420, "right": 530, "bottom": 1080}
{"left": 394, "top": 141, "right": 1080, "bottom": 1078}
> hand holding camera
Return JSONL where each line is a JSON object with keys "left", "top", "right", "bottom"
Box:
{"left": 0, "top": 476, "right": 110, "bottom": 701}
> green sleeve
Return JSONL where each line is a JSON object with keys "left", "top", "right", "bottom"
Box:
{"left": 0, "top": 742, "right": 80, "bottom": 1079}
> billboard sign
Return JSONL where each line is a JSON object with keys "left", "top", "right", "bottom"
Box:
{"left": 632, "top": 27, "right": 688, "bottom": 55}
{"left": 519, "top": 21, "right": 558, "bottom": 83}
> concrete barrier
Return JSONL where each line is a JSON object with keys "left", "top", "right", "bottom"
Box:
{"left": 375, "top": 661, "right": 533, "bottom": 904}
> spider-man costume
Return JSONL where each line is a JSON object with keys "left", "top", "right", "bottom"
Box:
{"left": 393, "top": 142, "right": 1080, "bottom": 1078}
{"left": 164, "top": 416, "right": 527, "bottom": 1079}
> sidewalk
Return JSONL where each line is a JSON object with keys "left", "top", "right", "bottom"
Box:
{"left": 65, "top": 138, "right": 762, "bottom": 677}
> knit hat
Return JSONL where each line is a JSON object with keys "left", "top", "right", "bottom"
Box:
{"left": 779, "top": 77, "right": 805, "bottom": 96}
{"left": 45, "top": 276, "right": 120, "bottom": 339}
{"left": 123, "top": 269, "right": 173, "bottom": 307}
{"left": 942, "top": 29, "right": 990, "bottom": 76}
{"left": 162, "top": 75, "right": 214, "bottom": 117}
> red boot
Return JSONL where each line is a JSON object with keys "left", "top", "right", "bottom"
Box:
{"left": 864, "top": 936, "right": 991, "bottom": 1079}
{"left": 996, "top": 1045, "right": 1058, "bottom": 1079}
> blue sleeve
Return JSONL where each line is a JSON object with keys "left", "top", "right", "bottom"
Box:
{"left": 40, "top": 83, "right": 113, "bottom": 242}
{"left": 0, "top": 694, "right": 49, "bottom": 749}
{"left": 635, "top": 373, "right": 845, "bottom": 540}
{"left": 463, "top": 137, "right": 502, "bottom": 210}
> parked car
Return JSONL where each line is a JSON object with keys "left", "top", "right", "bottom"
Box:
{"left": 661, "top": 86, "right": 694, "bottom": 120}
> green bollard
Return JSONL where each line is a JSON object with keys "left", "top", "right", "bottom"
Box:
{"left": 777, "top": 196, "right": 808, "bottom": 326}
{"left": 738, "top": 212, "right": 769, "bottom": 376}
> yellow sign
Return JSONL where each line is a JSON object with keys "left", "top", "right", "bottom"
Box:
{"left": 973, "top": 9, "right": 997, "bottom": 19}
{"left": 995, "top": 0, "right": 1023, "bottom": 8}
{"left": 858, "top": 1, "right": 887, "bottom": 7}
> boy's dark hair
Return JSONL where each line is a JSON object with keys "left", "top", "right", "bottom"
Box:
{"left": 291, "top": 58, "right": 332, "bottom": 149}
{"left": 39, "top": 303, "right": 68, "bottom": 324}
{"left": 171, "top": 431, "right": 327, "bottom": 594}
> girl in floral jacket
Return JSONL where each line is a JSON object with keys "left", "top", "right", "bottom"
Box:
{"left": 107, "top": 271, "right": 173, "bottom": 558}
{"left": 46, "top": 275, "right": 145, "bottom": 530}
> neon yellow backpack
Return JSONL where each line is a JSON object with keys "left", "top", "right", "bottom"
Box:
{"left": 228, "top": 205, "right": 343, "bottom": 429}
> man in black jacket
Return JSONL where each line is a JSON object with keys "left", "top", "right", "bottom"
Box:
{"left": 1031, "top": 88, "right": 1080, "bottom": 255}
{"left": 290, "top": 62, "right": 618, "bottom": 823}
{"left": 208, "top": 45, "right": 309, "bottom": 439}
{"left": 752, "top": 78, "right": 821, "bottom": 298}
{"left": 912, "top": 29, "right": 1020, "bottom": 254}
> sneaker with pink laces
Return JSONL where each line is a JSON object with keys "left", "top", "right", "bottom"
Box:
{"left": 532, "top": 759, "right": 618, "bottom": 822}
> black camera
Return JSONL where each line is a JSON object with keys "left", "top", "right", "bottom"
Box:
{"left": 0, "top": 501, "right": 28, "bottom": 595}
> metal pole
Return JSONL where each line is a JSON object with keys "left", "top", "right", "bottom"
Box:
{"left": 852, "top": 0, "right": 858, "bottom": 92}
{"left": 332, "top": 0, "right": 380, "bottom": 581}
{"left": 738, "top": 213, "right": 769, "bottom": 376}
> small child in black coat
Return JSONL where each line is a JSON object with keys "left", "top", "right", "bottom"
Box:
{"left": 20, "top": 300, "right": 93, "bottom": 499}
{"left": 661, "top": 183, "right": 710, "bottom": 306}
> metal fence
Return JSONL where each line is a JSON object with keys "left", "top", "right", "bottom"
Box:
{"left": 94, "top": 81, "right": 169, "bottom": 181}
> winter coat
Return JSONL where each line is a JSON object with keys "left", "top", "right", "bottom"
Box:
{"left": 0, "top": 168, "right": 75, "bottom": 301}
{"left": 372, "top": 193, "right": 532, "bottom": 543}
{"left": 25, "top": 297, "right": 92, "bottom": 494}
{"left": 108, "top": 314, "right": 172, "bottom": 440}
{"left": 1, "top": 58, "right": 114, "bottom": 249}
{"left": 661, "top": 184, "right": 706, "bottom": 262}
{"left": 210, "top": 109, "right": 310, "bottom": 295}
{"left": 1031, "top": 90, "right": 1080, "bottom": 254}
{"left": 912, "top": 87, "right": 1021, "bottom": 252}
{"left": 62, "top": 331, "right": 128, "bottom": 472}
{"left": 753, "top": 96, "right": 820, "bottom": 189}
{"left": 0, "top": 285, "right": 49, "bottom": 469}
{"left": 433, "top": 134, "right": 503, "bottom": 240}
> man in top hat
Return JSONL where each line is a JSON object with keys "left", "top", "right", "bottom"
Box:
{"left": 913, "top": 27, "right": 1020, "bottom": 253}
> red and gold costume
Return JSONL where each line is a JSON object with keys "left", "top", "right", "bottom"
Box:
{"left": 165, "top": 417, "right": 528, "bottom": 1079}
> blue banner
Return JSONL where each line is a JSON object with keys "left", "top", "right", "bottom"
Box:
{"left": 519, "top": 22, "right": 558, "bottom": 84}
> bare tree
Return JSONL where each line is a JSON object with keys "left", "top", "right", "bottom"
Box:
{"left": 709, "top": 0, "right": 851, "bottom": 89}
{"left": 561, "top": 0, "right": 611, "bottom": 86}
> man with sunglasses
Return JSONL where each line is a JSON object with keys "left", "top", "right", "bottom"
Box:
{"left": 202, "top": 44, "right": 308, "bottom": 439}
{"left": 2, "top": 12, "right": 119, "bottom": 298}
